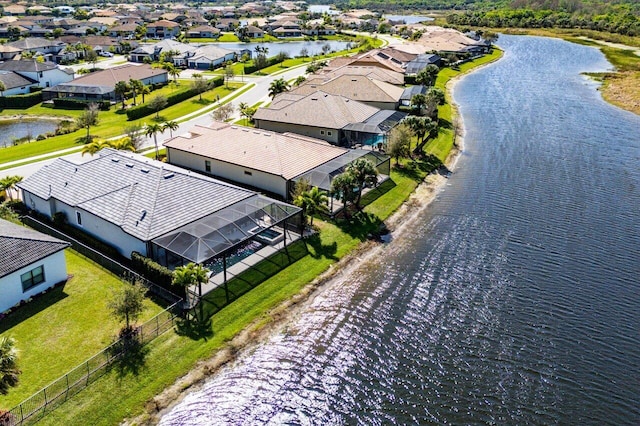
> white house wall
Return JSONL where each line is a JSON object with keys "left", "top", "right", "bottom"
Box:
{"left": 0, "top": 250, "right": 67, "bottom": 313}
{"left": 167, "top": 148, "right": 288, "bottom": 198}
{"left": 22, "top": 190, "right": 148, "bottom": 259}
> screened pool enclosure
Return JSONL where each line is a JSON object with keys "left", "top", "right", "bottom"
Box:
{"left": 150, "top": 194, "right": 303, "bottom": 295}
{"left": 292, "top": 149, "right": 391, "bottom": 213}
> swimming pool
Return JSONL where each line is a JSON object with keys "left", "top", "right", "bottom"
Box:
{"left": 204, "top": 240, "right": 264, "bottom": 275}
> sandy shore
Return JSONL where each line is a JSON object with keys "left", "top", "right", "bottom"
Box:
{"left": 129, "top": 57, "right": 501, "bottom": 425}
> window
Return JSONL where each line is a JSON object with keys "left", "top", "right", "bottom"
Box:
{"left": 327, "top": 131, "right": 332, "bottom": 136}
{"left": 76, "top": 211, "right": 82, "bottom": 226}
{"left": 244, "top": 170, "right": 252, "bottom": 176}
{"left": 21, "top": 265, "right": 45, "bottom": 292}
{"left": 320, "top": 130, "right": 325, "bottom": 135}
{"left": 205, "top": 160, "right": 211, "bottom": 172}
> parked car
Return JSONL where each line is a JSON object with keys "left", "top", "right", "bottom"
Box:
{"left": 99, "top": 51, "right": 114, "bottom": 57}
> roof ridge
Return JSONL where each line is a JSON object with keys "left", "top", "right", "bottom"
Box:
{"left": 120, "top": 182, "right": 138, "bottom": 226}
{"left": 145, "top": 165, "right": 165, "bottom": 239}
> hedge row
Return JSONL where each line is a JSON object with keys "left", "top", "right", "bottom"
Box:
{"left": 130, "top": 251, "right": 181, "bottom": 297}
{"left": 125, "top": 76, "right": 224, "bottom": 121}
{"left": 0, "top": 91, "right": 42, "bottom": 109}
{"left": 52, "top": 98, "right": 111, "bottom": 110}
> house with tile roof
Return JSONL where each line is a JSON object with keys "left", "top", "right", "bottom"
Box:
{"left": 164, "top": 122, "right": 391, "bottom": 213}
{"left": 17, "top": 149, "right": 302, "bottom": 278}
{"left": 42, "top": 63, "right": 167, "bottom": 101}
{"left": 253, "top": 91, "right": 406, "bottom": 146}
{"left": 146, "top": 19, "right": 181, "bottom": 39}
{"left": 290, "top": 74, "right": 405, "bottom": 110}
{"left": 0, "top": 70, "right": 38, "bottom": 95}
{"left": 0, "top": 219, "right": 70, "bottom": 313}
{"left": 0, "top": 59, "right": 74, "bottom": 89}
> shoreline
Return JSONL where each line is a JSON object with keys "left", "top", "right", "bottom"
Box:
{"left": 132, "top": 55, "right": 498, "bottom": 425}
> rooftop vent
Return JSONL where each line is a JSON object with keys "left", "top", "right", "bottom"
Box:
{"left": 126, "top": 163, "right": 134, "bottom": 168}
{"left": 163, "top": 173, "right": 175, "bottom": 179}
{"left": 141, "top": 168, "right": 149, "bottom": 173}
{"left": 111, "top": 158, "right": 119, "bottom": 163}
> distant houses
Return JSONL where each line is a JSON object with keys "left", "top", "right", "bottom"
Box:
{"left": 42, "top": 63, "right": 167, "bottom": 101}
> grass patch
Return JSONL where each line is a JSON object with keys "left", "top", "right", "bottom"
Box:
{"left": 0, "top": 250, "right": 163, "bottom": 409}
{"left": 217, "top": 33, "right": 240, "bottom": 42}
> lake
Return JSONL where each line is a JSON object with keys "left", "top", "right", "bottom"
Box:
{"left": 0, "top": 119, "right": 59, "bottom": 148}
{"left": 160, "top": 35, "right": 640, "bottom": 425}
{"left": 214, "top": 40, "right": 353, "bottom": 59}
{"left": 383, "top": 14, "right": 434, "bottom": 24}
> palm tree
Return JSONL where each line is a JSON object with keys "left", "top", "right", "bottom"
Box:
{"left": 0, "top": 336, "right": 20, "bottom": 396}
{"left": 415, "top": 64, "right": 440, "bottom": 87}
{"left": 330, "top": 172, "right": 357, "bottom": 219}
{"left": 162, "top": 120, "right": 179, "bottom": 139}
{"left": 346, "top": 158, "right": 378, "bottom": 210}
{"left": 164, "top": 63, "right": 180, "bottom": 83}
{"left": 0, "top": 175, "right": 23, "bottom": 201}
{"left": 129, "top": 79, "right": 143, "bottom": 106}
{"left": 190, "top": 73, "right": 208, "bottom": 101}
{"left": 81, "top": 138, "right": 109, "bottom": 156}
{"left": 268, "top": 78, "right": 290, "bottom": 99}
{"left": 110, "top": 137, "right": 136, "bottom": 152}
{"left": 114, "top": 81, "right": 129, "bottom": 109}
{"left": 144, "top": 123, "right": 163, "bottom": 160}
{"left": 172, "top": 263, "right": 209, "bottom": 318}
{"left": 140, "top": 85, "right": 150, "bottom": 103}
{"left": 295, "top": 186, "right": 329, "bottom": 227}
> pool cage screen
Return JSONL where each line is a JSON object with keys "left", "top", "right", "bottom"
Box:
{"left": 291, "top": 150, "right": 391, "bottom": 212}
{"left": 150, "top": 194, "right": 303, "bottom": 270}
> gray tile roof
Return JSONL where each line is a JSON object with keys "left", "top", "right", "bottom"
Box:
{"left": 0, "top": 59, "right": 59, "bottom": 73}
{"left": 0, "top": 70, "right": 36, "bottom": 90}
{"left": 17, "top": 149, "right": 257, "bottom": 242}
{"left": 0, "top": 219, "right": 69, "bottom": 278}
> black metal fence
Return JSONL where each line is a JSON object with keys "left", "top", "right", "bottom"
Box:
{"left": 2, "top": 304, "right": 180, "bottom": 426}
{"left": 0, "top": 216, "right": 185, "bottom": 425}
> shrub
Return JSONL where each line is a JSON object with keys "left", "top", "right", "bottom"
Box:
{"left": 52, "top": 98, "right": 110, "bottom": 111}
{"left": 130, "top": 251, "right": 180, "bottom": 296}
{"left": 0, "top": 91, "right": 42, "bottom": 108}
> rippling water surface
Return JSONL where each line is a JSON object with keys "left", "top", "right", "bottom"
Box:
{"left": 161, "top": 36, "right": 640, "bottom": 425}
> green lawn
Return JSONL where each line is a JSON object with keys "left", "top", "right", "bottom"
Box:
{"left": 0, "top": 83, "right": 243, "bottom": 166}
{"left": 0, "top": 250, "right": 164, "bottom": 409}
{"left": 5, "top": 50, "right": 500, "bottom": 425}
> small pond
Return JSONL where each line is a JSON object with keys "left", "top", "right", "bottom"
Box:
{"left": 308, "top": 5, "right": 340, "bottom": 15}
{"left": 209, "top": 40, "right": 353, "bottom": 58}
{"left": 0, "top": 119, "right": 60, "bottom": 148}
{"left": 383, "top": 14, "right": 434, "bottom": 24}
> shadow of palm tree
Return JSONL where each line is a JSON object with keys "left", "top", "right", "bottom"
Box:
{"left": 305, "top": 233, "right": 338, "bottom": 260}
{"left": 174, "top": 315, "right": 214, "bottom": 341}
{"left": 335, "top": 211, "right": 384, "bottom": 242}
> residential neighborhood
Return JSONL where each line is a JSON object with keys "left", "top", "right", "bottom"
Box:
{"left": 0, "top": 1, "right": 499, "bottom": 423}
